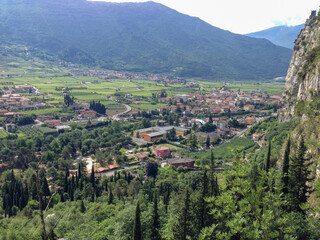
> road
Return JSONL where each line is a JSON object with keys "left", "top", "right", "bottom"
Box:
{"left": 112, "top": 104, "right": 132, "bottom": 120}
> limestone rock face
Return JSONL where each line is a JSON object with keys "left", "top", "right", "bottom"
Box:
{"left": 279, "top": 12, "right": 320, "bottom": 122}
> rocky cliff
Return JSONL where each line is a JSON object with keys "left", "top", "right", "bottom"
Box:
{"left": 279, "top": 11, "right": 320, "bottom": 122}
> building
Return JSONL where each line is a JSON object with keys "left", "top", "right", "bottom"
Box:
{"left": 252, "top": 133, "right": 264, "bottom": 141}
{"left": 133, "top": 126, "right": 188, "bottom": 139}
{"left": 144, "top": 131, "right": 166, "bottom": 142}
{"left": 195, "top": 132, "right": 219, "bottom": 144}
{"left": 0, "top": 110, "right": 9, "bottom": 116}
{"left": 243, "top": 104, "right": 255, "bottom": 111}
{"left": 44, "top": 120, "right": 61, "bottom": 128}
{"left": 168, "top": 158, "right": 195, "bottom": 168}
{"left": 60, "top": 116, "right": 68, "bottom": 122}
{"left": 37, "top": 115, "right": 55, "bottom": 122}
{"left": 77, "top": 109, "right": 97, "bottom": 118}
{"left": 245, "top": 117, "right": 256, "bottom": 125}
{"left": 5, "top": 123, "right": 16, "bottom": 132}
{"left": 135, "top": 153, "right": 149, "bottom": 161}
{"left": 154, "top": 146, "right": 170, "bottom": 158}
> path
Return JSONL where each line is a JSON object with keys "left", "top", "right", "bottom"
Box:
{"left": 112, "top": 104, "right": 132, "bottom": 120}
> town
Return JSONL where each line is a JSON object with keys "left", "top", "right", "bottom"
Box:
{"left": 0, "top": 79, "right": 280, "bottom": 177}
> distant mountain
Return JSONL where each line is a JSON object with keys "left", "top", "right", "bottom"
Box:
{"left": 0, "top": 0, "right": 292, "bottom": 80}
{"left": 246, "top": 24, "right": 304, "bottom": 49}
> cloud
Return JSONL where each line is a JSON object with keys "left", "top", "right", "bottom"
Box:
{"left": 272, "top": 16, "right": 304, "bottom": 27}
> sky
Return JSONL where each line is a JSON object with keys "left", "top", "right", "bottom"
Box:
{"left": 91, "top": 0, "right": 319, "bottom": 34}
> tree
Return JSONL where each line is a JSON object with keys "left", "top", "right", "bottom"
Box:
{"left": 133, "top": 202, "right": 142, "bottom": 240}
{"left": 206, "top": 135, "right": 210, "bottom": 148}
{"left": 265, "top": 141, "right": 271, "bottom": 173}
{"left": 64, "top": 94, "right": 74, "bottom": 107}
{"left": 209, "top": 150, "right": 218, "bottom": 196}
{"left": 80, "top": 200, "right": 86, "bottom": 213}
{"left": 188, "top": 134, "right": 197, "bottom": 151}
{"left": 282, "top": 138, "right": 290, "bottom": 195}
{"left": 145, "top": 161, "right": 158, "bottom": 178}
{"left": 141, "top": 118, "right": 151, "bottom": 128}
{"left": 288, "top": 137, "right": 313, "bottom": 212}
{"left": 150, "top": 191, "right": 161, "bottom": 240}
{"left": 174, "top": 188, "right": 192, "bottom": 240}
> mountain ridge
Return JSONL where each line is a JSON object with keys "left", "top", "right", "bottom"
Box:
{"left": 0, "top": 0, "right": 292, "bottom": 80}
{"left": 246, "top": 24, "right": 304, "bottom": 49}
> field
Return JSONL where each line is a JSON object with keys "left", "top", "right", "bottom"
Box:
{"left": 186, "top": 137, "right": 258, "bottom": 165}
{"left": 0, "top": 129, "right": 8, "bottom": 138}
{"left": 0, "top": 54, "right": 285, "bottom": 116}
{"left": 18, "top": 125, "right": 57, "bottom": 137}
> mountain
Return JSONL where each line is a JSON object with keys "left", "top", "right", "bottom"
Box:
{"left": 278, "top": 11, "right": 320, "bottom": 177}
{"left": 246, "top": 24, "right": 304, "bottom": 49}
{"left": 0, "top": 0, "right": 292, "bottom": 80}
{"left": 279, "top": 13, "right": 320, "bottom": 122}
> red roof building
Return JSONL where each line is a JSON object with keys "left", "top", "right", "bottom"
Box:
{"left": 154, "top": 146, "right": 170, "bottom": 158}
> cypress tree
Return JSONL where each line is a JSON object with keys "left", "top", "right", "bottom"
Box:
{"left": 282, "top": 138, "right": 291, "bottom": 195}
{"left": 265, "top": 141, "right": 271, "bottom": 173}
{"left": 199, "top": 169, "right": 209, "bottom": 231}
{"left": 150, "top": 191, "right": 161, "bottom": 240}
{"left": 206, "top": 136, "right": 210, "bottom": 148}
{"left": 182, "top": 188, "right": 191, "bottom": 240}
{"left": 108, "top": 186, "right": 113, "bottom": 205}
{"left": 209, "top": 150, "right": 216, "bottom": 196}
{"left": 90, "top": 166, "right": 95, "bottom": 188}
{"left": 175, "top": 188, "right": 191, "bottom": 240}
{"left": 133, "top": 202, "right": 142, "bottom": 240}
{"left": 78, "top": 164, "right": 82, "bottom": 180}
{"left": 64, "top": 167, "right": 69, "bottom": 193}
{"left": 80, "top": 200, "right": 86, "bottom": 213}
{"left": 289, "top": 137, "right": 313, "bottom": 212}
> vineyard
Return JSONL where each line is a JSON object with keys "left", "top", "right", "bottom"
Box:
{"left": 18, "top": 126, "right": 56, "bottom": 137}
{"left": 0, "top": 130, "right": 8, "bottom": 138}
{"left": 18, "top": 126, "right": 43, "bottom": 137}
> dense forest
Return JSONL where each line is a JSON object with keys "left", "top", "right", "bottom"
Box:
{"left": 0, "top": 118, "right": 319, "bottom": 239}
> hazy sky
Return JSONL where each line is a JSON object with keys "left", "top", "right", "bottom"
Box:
{"left": 91, "top": 0, "right": 319, "bottom": 34}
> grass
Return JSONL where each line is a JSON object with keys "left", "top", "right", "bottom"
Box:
{"left": 21, "top": 108, "right": 63, "bottom": 115}
{"left": 0, "top": 129, "right": 9, "bottom": 138}
{"left": 186, "top": 137, "right": 258, "bottom": 164}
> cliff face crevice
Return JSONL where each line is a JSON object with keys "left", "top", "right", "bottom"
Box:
{"left": 279, "top": 11, "right": 320, "bottom": 122}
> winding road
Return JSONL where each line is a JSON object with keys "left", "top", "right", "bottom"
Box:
{"left": 111, "top": 104, "right": 132, "bottom": 120}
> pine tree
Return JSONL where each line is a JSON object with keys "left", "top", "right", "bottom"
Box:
{"left": 133, "top": 202, "right": 142, "bottom": 240}
{"left": 282, "top": 138, "right": 291, "bottom": 195}
{"left": 289, "top": 137, "right": 313, "bottom": 212}
{"left": 150, "top": 191, "right": 161, "bottom": 240}
{"left": 265, "top": 141, "right": 271, "bottom": 173}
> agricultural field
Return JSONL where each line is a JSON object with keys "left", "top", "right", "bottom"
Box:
{"left": 0, "top": 54, "right": 285, "bottom": 116}
{"left": 18, "top": 125, "right": 57, "bottom": 137}
{"left": 0, "top": 129, "right": 8, "bottom": 138}
{"left": 186, "top": 137, "right": 258, "bottom": 165}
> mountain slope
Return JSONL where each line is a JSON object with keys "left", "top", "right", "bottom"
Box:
{"left": 246, "top": 24, "right": 304, "bottom": 49}
{"left": 0, "top": 0, "right": 292, "bottom": 80}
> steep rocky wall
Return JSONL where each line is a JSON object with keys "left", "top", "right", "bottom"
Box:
{"left": 279, "top": 11, "right": 320, "bottom": 122}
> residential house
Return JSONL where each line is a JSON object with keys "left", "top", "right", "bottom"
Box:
{"left": 168, "top": 158, "right": 195, "bottom": 168}
{"left": 154, "top": 146, "right": 170, "bottom": 158}
{"left": 44, "top": 120, "right": 61, "bottom": 128}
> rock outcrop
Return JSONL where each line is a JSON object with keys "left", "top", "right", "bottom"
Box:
{"left": 279, "top": 10, "right": 320, "bottom": 122}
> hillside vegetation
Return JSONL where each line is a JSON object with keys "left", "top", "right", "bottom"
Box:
{"left": 0, "top": 0, "right": 292, "bottom": 80}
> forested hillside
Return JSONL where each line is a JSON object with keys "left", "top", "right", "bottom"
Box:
{"left": 0, "top": 0, "right": 292, "bottom": 79}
